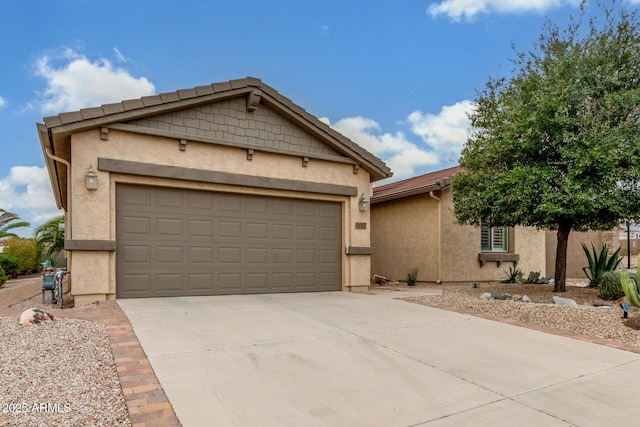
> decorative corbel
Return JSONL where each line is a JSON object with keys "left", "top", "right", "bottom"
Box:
{"left": 246, "top": 89, "right": 262, "bottom": 112}
{"left": 302, "top": 157, "right": 309, "bottom": 167}
{"left": 247, "top": 149, "right": 254, "bottom": 161}
{"left": 353, "top": 164, "right": 359, "bottom": 175}
{"left": 100, "top": 127, "right": 109, "bottom": 141}
{"left": 179, "top": 139, "right": 187, "bottom": 151}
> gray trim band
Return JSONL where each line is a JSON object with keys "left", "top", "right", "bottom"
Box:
{"left": 478, "top": 252, "right": 519, "bottom": 267}
{"left": 345, "top": 246, "right": 376, "bottom": 255}
{"left": 65, "top": 240, "right": 116, "bottom": 251}
{"left": 98, "top": 158, "right": 358, "bottom": 197}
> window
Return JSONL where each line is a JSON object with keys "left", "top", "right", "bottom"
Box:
{"left": 481, "top": 226, "right": 508, "bottom": 252}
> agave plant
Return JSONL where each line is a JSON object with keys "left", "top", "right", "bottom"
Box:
{"left": 501, "top": 266, "right": 523, "bottom": 283}
{"left": 581, "top": 243, "right": 622, "bottom": 287}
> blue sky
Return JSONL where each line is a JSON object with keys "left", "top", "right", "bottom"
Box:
{"left": 1, "top": 0, "right": 638, "bottom": 237}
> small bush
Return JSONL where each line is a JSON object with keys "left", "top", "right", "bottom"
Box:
{"left": 0, "top": 265, "right": 6, "bottom": 288}
{"left": 407, "top": 268, "right": 419, "bottom": 286}
{"left": 0, "top": 253, "right": 20, "bottom": 277}
{"left": 599, "top": 272, "right": 624, "bottom": 300}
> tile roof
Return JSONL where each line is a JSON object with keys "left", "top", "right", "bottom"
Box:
{"left": 372, "top": 165, "right": 462, "bottom": 203}
{"left": 39, "top": 77, "right": 393, "bottom": 209}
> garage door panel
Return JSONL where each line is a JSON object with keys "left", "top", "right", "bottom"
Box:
{"left": 157, "top": 218, "right": 183, "bottom": 236}
{"left": 188, "top": 274, "right": 215, "bottom": 291}
{"left": 188, "top": 220, "right": 214, "bottom": 238}
{"left": 247, "top": 248, "right": 268, "bottom": 264}
{"left": 157, "top": 246, "right": 183, "bottom": 264}
{"left": 117, "top": 185, "right": 341, "bottom": 298}
{"left": 218, "top": 273, "right": 242, "bottom": 292}
{"left": 219, "top": 247, "right": 242, "bottom": 264}
{"left": 121, "top": 216, "right": 151, "bottom": 236}
{"left": 187, "top": 246, "right": 213, "bottom": 263}
{"left": 296, "top": 225, "right": 315, "bottom": 240}
{"left": 219, "top": 221, "right": 242, "bottom": 238}
{"left": 157, "top": 274, "right": 184, "bottom": 293}
{"left": 247, "top": 223, "right": 268, "bottom": 239}
{"left": 320, "top": 249, "right": 339, "bottom": 263}
{"left": 319, "top": 226, "right": 339, "bottom": 241}
{"left": 273, "top": 224, "right": 293, "bottom": 239}
{"left": 156, "top": 189, "right": 183, "bottom": 209}
{"left": 120, "top": 274, "right": 152, "bottom": 296}
{"left": 120, "top": 245, "right": 151, "bottom": 264}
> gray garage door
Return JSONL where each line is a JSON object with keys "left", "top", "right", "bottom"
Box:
{"left": 116, "top": 185, "right": 342, "bottom": 298}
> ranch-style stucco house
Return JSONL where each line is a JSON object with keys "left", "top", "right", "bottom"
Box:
{"left": 370, "top": 166, "right": 619, "bottom": 284}
{"left": 38, "top": 77, "right": 391, "bottom": 306}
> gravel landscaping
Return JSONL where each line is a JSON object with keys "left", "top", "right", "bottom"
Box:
{"left": 400, "top": 282, "right": 640, "bottom": 348}
{"left": 0, "top": 316, "right": 131, "bottom": 427}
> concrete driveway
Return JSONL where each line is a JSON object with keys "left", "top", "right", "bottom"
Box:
{"left": 118, "top": 291, "right": 640, "bottom": 426}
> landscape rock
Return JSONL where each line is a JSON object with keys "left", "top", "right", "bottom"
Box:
{"left": 522, "top": 295, "right": 532, "bottom": 303}
{"left": 18, "top": 308, "right": 55, "bottom": 325}
{"left": 480, "top": 292, "right": 492, "bottom": 300}
{"left": 593, "top": 301, "right": 613, "bottom": 307}
{"left": 553, "top": 296, "right": 577, "bottom": 306}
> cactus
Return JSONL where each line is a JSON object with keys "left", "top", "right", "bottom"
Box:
{"left": 621, "top": 255, "right": 640, "bottom": 307}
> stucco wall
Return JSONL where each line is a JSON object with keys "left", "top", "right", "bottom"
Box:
{"left": 438, "top": 189, "right": 549, "bottom": 282}
{"left": 545, "top": 230, "right": 621, "bottom": 278}
{"left": 372, "top": 188, "right": 548, "bottom": 284}
{"left": 68, "top": 122, "right": 373, "bottom": 304}
{"left": 370, "top": 194, "right": 440, "bottom": 283}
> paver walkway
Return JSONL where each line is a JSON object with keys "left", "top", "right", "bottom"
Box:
{"left": 0, "top": 277, "right": 180, "bottom": 427}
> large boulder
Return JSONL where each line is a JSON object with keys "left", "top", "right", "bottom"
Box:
{"left": 18, "top": 308, "right": 55, "bottom": 325}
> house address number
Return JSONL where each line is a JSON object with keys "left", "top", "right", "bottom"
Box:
{"left": 355, "top": 222, "right": 367, "bottom": 230}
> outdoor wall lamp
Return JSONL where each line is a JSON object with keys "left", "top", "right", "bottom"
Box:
{"left": 358, "top": 193, "right": 369, "bottom": 212}
{"left": 85, "top": 165, "right": 98, "bottom": 190}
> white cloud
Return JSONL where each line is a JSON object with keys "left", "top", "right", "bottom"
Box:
{"left": 0, "top": 166, "right": 61, "bottom": 236}
{"left": 113, "top": 47, "right": 128, "bottom": 63}
{"left": 0, "top": 96, "right": 6, "bottom": 108}
{"left": 34, "top": 48, "right": 155, "bottom": 114}
{"left": 323, "top": 100, "right": 474, "bottom": 180}
{"left": 428, "top": 0, "right": 579, "bottom": 21}
{"left": 407, "top": 100, "right": 475, "bottom": 162}
{"left": 324, "top": 116, "right": 439, "bottom": 180}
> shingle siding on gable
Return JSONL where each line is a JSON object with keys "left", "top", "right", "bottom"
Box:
{"left": 126, "top": 98, "right": 340, "bottom": 156}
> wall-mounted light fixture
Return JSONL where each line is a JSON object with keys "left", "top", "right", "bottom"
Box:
{"left": 358, "top": 193, "right": 369, "bottom": 212}
{"left": 85, "top": 165, "right": 98, "bottom": 190}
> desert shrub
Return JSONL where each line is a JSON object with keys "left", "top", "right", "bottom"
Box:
{"left": 0, "top": 265, "right": 6, "bottom": 288}
{"left": 598, "top": 272, "right": 624, "bottom": 300}
{"left": 0, "top": 253, "right": 19, "bottom": 277}
{"left": 501, "top": 267, "right": 523, "bottom": 283}
{"left": 407, "top": 268, "right": 419, "bottom": 286}
{"left": 2, "top": 237, "right": 39, "bottom": 275}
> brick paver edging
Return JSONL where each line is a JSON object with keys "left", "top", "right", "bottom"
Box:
{"left": 0, "top": 281, "right": 181, "bottom": 427}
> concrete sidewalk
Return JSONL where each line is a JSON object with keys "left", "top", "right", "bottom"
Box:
{"left": 119, "top": 291, "right": 640, "bottom": 426}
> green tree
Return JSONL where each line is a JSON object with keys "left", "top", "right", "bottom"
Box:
{"left": 35, "top": 215, "right": 65, "bottom": 260}
{"left": 2, "top": 237, "right": 39, "bottom": 274}
{"left": 0, "top": 209, "right": 30, "bottom": 241}
{"left": 453, "top": 1, "right": 640, "bottom": 292}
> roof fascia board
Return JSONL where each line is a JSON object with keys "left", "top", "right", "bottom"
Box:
{"left": 45, "top": 87, "right": 255, "bottom": 136}
{"left": 38, "top": 123, "right": 64, "bottom": 209}
{"left": 371, "top": 183, "right": 450, "bottom": 204}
